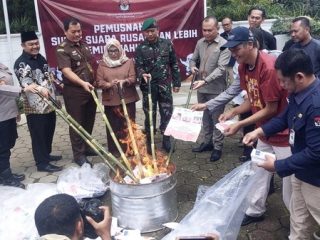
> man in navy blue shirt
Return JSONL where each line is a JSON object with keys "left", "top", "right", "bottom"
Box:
{"left": 290, "top": 16, "right": 320, "bottom": 78}
{"left": 243, "top": 49, "right": 320, "bottom": 239}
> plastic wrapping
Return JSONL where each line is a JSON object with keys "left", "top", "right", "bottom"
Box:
{"left": 162, "top": 162, "right": 260, "bottom": 240}
{"left": 57, "top": 163, "right": 110, "bottom": 199}
{"left": 0, "top": 183, "right": 58, "bottom": 240}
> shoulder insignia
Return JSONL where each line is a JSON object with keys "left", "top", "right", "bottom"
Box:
{"left": 57, "top": 49, "right": 65, "bottom": 52}
{"left": 58, "top": 42, "right": 66, "bottom": 48}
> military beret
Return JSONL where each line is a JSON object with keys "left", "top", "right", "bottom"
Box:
{"left": 21, "top": 31, "right": 38, "bottom": 43}
{"left": 141, "top": 18, "right": 158, "bottom": 31}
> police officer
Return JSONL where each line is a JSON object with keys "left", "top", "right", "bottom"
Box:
{"left": 135, "top": 18, "right": 181, "bottom": 153}
{"left": 243, "top": 49, "right": 320, "bottom": 239}
{"left": 56, "top": 18, "right": 97, "bottom": 166}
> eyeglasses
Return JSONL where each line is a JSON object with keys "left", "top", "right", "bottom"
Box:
{"left": 108, "top": 49, "right": 119, "bottom": 54}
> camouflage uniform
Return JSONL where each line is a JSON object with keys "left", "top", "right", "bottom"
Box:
{"left": 135, "top": 38, "right": 181, "bottom": 135}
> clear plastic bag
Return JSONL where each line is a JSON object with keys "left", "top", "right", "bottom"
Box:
{"left": 0, "top": 183, "right": 58, "bottom": 240}
{"left": 57, "top": 163, "right": 110, "bottom": 199}
{"left": 162, "top": 162, "right": 260, "bottom": 240}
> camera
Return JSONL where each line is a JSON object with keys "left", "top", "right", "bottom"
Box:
{"left": 79, "top": 198, "right": 104, "bottom": 239}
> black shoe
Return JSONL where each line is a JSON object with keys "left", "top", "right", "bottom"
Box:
{"left": 192, "top": 143, "right": 213, "bottom": 153}
{"left": 210, "top": 149, "right": 222, "bottom": 162}
{"left": 0, "top": 176, "right": 25, "bottom": 189}
{"left": 239, "top": 155, "right": 251, "bottom": 162}
{"left": 74, "top": 156, "right": 92, "bottom": 167}
{"left": 12, "top": 173, "right": 25, "bottom": 181}
{"left": 37, "top": 163, "right": 63, "bottom": 173}
{"left": 49, "top": 155, "right": 62, "bottom": 161}
{"left": 241, "top": 214, "right": 264, "bottom": 226}
{"left": 162, "top": 136, "right": 171, "bottom": 153}
{"left": 85, "top": 150, "right": 98, "bottom": 156}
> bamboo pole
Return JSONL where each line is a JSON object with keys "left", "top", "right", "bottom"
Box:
{"left": 90, "top": 90, "right": 135, "bottom": 177}
{"left": 117, "top": 83, "right": 144, "bottom": 178}
{"left": 166, "top": 70, "right": 198, "bottom": 166}
{"left": 147, "top": 76, "right": 158, "bottom": 172}
{"left": 36, "top": 92, "right": 138, "bottom": 182}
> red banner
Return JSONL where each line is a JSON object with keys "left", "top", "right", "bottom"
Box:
{"left": 37, "top": 0, "right": 204, "bottom": 78}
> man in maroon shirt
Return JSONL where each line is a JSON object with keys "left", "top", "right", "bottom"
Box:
{"left": 219, "top": 27, "right": 291, "bottom": 226}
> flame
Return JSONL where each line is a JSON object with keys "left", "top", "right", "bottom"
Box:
{"left": 112, "top": 108, "right": 174, "bottom": 183}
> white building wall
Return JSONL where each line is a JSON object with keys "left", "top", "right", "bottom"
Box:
{"left": 0, "top": 33, "right": 46, "bottom": 84}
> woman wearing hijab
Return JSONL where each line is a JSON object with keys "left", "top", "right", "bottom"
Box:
{"left": 96, "top": 38, "right": 139, "bottom": 157}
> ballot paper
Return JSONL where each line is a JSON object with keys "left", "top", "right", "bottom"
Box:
{"left": 215, "top": 119, "right": 238, "bottom": 133}
{"left": 251, "top": 149, "right": 276, "bottom": 164}
{"left": 164, "top": 107, "right": 203, "bottom": 142}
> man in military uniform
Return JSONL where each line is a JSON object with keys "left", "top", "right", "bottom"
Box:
{"left": 135, "top": 18, "right": 181, "bottom": 153}
{"left": 56, "top": 18, "right": 96, "bottom": 166}
{"left": 14, "top": 31, "right": 62, "bottom": 173}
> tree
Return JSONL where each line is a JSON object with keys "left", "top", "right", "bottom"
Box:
{"left": 0, "top": 0, "right": 37, "bottom": 34}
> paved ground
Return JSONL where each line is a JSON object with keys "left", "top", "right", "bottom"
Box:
{"left": 11, "top": 83, "right": 291, "bottom": 239}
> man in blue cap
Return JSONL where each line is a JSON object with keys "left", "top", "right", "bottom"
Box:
{"left": 135, "top": 18, "right": 181, "bottom": 153}
{"left": 219, "top": 26, "right": 291, "bottom": 226}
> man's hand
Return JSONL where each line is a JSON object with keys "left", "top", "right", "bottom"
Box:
{"left": 87, "top": 206, "right": 112, "bottom": 240}
{"left": 192, "top": 80, "right": 206, "bottom": 90}
{"left": 38, "top": 87, "right": 50, "bottom": 99}
{"left": 191, "top": 103, "right": 207, "bottom": 111}
{"left": 218, "top": 110, "right": 235, "bottom": 122}
{"left": 0, "top": 80, "right": 5, "bottom": 85}
{"left": 82, "top": 82, "right": 94, "bottom": 92}
{"left": 142, "top": 73, "right": 152, "bottom": 83}
{"left": 24, "top": 83, "right": 39, "bottom": 93}
{"left": 223, "top": 122, "right": 241, "bottom": 136}
{"left": 191, "top": 66, "right": 199, "bottom": 74}
{"left": 257, "top": 154, "right": 276, "bottom": 172}
{"left": 243, "top": 128, "right": 262, "bottom": 146}
{"left": 173, "top": 87, "right": 180, "bottom": 93}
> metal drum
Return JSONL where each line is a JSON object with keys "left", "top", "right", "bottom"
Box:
{"left": 109, "top": 170, "right": 178, "bottom": 233}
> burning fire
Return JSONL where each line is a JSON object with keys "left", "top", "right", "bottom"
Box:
{"left": 112, "top": 108, "right": 174, "bottom": 184}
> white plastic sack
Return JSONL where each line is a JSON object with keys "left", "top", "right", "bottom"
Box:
{"left": 57, "top": 163, "right": 110, "bottom": 199}
{"left": 0, "top": 183, "right": 58, "bottom": 240}
{"left": 162, "top": 161, "right": 260, "bottom": 240}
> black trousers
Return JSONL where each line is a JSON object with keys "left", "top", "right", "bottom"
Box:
{"left": 26, "top": 111, "right": 56, "bottom": 166}
{"left": 104, "top": 102, "right": 136, "bottom": 156}
{"left": 63, "top": 85, "right": 96, "bottom": 159}
{"left": 0, "top": 118, "right": 17, "bottom": 173}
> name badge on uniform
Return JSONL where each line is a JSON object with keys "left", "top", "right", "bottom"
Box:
{"left": 289, "top": 129, "right": 295, "bottom": 145}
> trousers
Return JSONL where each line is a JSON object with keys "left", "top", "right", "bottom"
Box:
{"left": 63, "top": 85, "right": 96, "bottom": 159}
{"left": 197, "top": 92, "right": 225, "bottom": 150}
{"left": 141, "top": 83, "right": 173, "bottom": 135}
{"left": 289, "top": 176, "right": 320, "bottom": 240}
{"left": 26, "top": 111, "right": 56, "bottom": 166}
{"left": 0, "top": 118, "right": 17, "bottom": 173}
{"left": 246, "top": 140, "right": 292, "bottom": 216}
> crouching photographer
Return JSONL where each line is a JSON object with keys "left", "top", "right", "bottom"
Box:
{"left": 34, "top": 194, "right": 111, "bottom": 240}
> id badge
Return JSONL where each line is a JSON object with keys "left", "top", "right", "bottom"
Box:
{"left": 289, "top": 129, "right": 295, "bottom": 145}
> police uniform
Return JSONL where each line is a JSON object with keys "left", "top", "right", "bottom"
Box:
{"left": 262, "top": 79, "right": 320, "bottom": 239}
{"left": 135, "top": 18, "right": 181, "bottom": 151}
{"left": 56, "top": 39, "right": 96, "bottom": 161}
